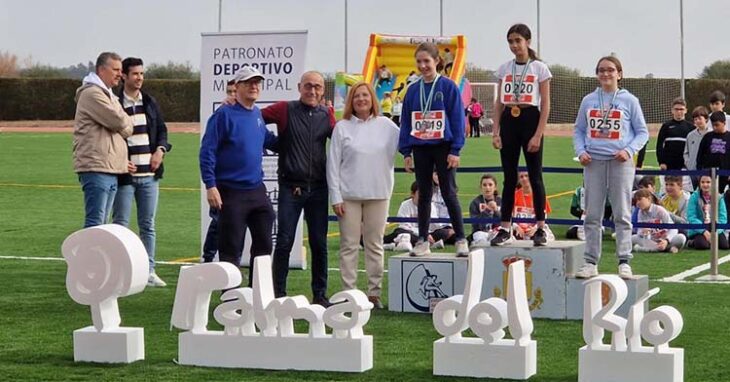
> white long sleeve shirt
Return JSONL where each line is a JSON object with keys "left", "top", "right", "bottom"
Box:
{"left": 396, "top": 198, "right": 440, "bottom": 235}
{"left": 327, "top": 115, "right": 400, "bottom": 205}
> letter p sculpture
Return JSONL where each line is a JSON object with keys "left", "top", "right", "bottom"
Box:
{"left": 62, "top": 224, "right": 149, "bottom": 363}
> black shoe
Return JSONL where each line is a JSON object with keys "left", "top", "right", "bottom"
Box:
{"left": 490, "top": 228, "right": 513, "bottom": 246}
{"left": 312, "top": 296, "right": 332, "bottom": 308}
{"left": 533, "top": 227, "right": 548, "bottom": 247}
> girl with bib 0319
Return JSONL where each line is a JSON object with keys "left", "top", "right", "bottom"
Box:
{"left": 490, "top": 23, "right": 552, "bottom": 247}
{"left": 399, "top": 42, "right": 468, "bottom": 258}
{"left": 573, "top": 56, "right": 649, "bottom": 279}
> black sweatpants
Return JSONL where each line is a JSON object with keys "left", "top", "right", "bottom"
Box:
{"left": 469, "top": 117, "right": 481, "bottom": 137}
{"left": 384, "top": 227, "right": 418, "bottom": 245}
{"left": 413, "top": 143, "right": 466, "bottom": 241}
{"left": 218, "top": 184, "right": 275, "bottom": 286}
{"left": 498, "top": 106, "right": 546, "bottom": 222}
{"left": 689, "top": 233, "right": 730, "bottom": 250}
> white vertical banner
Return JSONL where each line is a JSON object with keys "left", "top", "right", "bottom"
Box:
{"left": 200, "top": 31, "right": 308, "bottom": 269}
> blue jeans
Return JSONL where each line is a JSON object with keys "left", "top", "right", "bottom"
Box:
{"left": 79, "top": 172, "right": 118, "bottom": 228}
{"left": 112, "top": 176, "right": 159, "bottom": 272}
{"left": 273, "top": 184, "right": 329, "bottom": 299}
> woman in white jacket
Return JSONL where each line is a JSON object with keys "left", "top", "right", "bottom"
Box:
{"left": 327, "top": 81, "right": 399, "bottom": 309}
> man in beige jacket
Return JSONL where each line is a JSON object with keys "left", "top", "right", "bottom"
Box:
{"left": 73, "top": 52, "right": 133, "bottom": 228}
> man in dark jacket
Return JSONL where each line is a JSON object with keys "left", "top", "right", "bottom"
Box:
{"left": 262, "top": 71, "right": 335, "bottom": 306}
{"left": 111, "top": 57, "right": 172, "bottom": 287}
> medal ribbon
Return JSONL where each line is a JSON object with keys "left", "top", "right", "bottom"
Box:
{"left": 419, "top": 74, "right": 441, "bottom": 116}
{"left": 511, "top": 59, "right": 531, "bottom": 101}
{"left": 598, "top": 88, "right": 619, "bottom": 131}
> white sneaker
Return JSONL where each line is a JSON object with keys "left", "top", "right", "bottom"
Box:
{"left": 431, "top": 239, "right": 445, "bottom": 250}
{"left": 383, "top": 243, "right": 396, "bottom": 251}
{"left": 395, "top": 240, "right": 413, "bottom": 252}
{"left": 147, "top": 272, "right": 167, "bottom": 287}
{"left": 409, "top": 240, "right": 430, "bottom": 257}
{"left": 575, "top": 263, "right": 598, "bottom": 279}
{"left": 618, "top": 263, "right": 633, "bottom": 279}
{"left": 472, "top": 239, "right": 489, "bottom": 248}
{"left": 455, "top": 239, "right": 470, "bottom": 257}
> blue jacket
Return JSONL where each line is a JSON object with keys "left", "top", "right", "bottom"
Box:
{"left": 199, "top": 102, "right": 278, "bottom": 190}
{"left": 573, "top": 88, "right": 649, "bottom": 160}
{"left": 398, "top": 76, "right": 465, "bottom": 157}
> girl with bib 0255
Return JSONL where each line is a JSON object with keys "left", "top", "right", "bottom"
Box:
{"left": 398, "top": 42, "right": 468, "bottom": 258}
{"left": 490, "top": 23, "right": 552, "bottom": 247}
{"left": 573, "top": 56, "right": 649, "bottom": 279}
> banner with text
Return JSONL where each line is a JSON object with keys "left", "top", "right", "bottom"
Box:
{"left": 200, "top": 31, "right": 308, "bottom": 268}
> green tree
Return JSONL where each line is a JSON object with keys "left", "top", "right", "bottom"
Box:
{"left": 699, "top": 60, "right": 730, "bottom": 79}
{"left": 144, "top": 61, "right": 199, "bottom": 80}
{"left": 548, "top": 64, "right": 581, "bottom": 77}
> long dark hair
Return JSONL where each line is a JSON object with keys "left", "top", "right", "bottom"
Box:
{"left": 480, "top": 174, "right": 499, "bottom": 198}
{"left": 507, "top": 24, "right": 539, "bottom": 61}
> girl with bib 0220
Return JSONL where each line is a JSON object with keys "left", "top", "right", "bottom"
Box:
{"left": 490, "top": 23, "right": 552, "bottom": 247}
{"left": 399, "top": 42, "right": 468, "bottom": 258}
{"left": 573, "top": 56, "right": 649, "bottom": 279}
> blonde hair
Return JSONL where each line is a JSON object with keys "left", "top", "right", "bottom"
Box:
{"left": 343, "top": 81, "right": 379, "bottom": 120}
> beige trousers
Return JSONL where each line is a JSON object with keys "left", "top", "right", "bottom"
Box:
{"left": 338, "top": 199, "right": 389, "bottom": 296}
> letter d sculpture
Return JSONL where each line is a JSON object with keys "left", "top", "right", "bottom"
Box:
{"left": 62, "top": 224, "right": 149, "bottom": 363}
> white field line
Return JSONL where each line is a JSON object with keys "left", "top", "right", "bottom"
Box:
{"left": 11, "top": 255, "right": 730, "bottom": 280}
{"left": 0, "top": 256, "right": 376, "bottom": 273}
{"left": 658, "top": 254, "right": 730, "bottom": 283}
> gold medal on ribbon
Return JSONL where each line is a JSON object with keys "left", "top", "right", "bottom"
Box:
{"left": 511, "top": 105, "right": 521, "bottom": 118}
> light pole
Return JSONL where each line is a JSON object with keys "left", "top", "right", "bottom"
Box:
{"left": 218, "top": 0, "right": 222, "bottom": 32}
{"left": 536, "top": 0, "right": 541, "bottom": 56}
{"left": 344, "top": 0, "right": 348, "bottom": 72}
{"left": 679, "top": 0, "right": 685, "bottom": 98}
{"left": 440, "top": 0, "right": 443, "bottom": 36}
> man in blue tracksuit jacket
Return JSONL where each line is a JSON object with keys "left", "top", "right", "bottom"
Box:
{"left": 199, "top": 66, "right": 278, "bottom": 285}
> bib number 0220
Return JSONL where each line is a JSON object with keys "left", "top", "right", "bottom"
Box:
{"left": 504, "top": 82, "right": 534, "bottom": 96}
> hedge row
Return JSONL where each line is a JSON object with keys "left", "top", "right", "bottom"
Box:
{"left": 0, "top": 78, "right": 199, "bottom": 122}
{"left": 2, "top": 77, "right": 730, "bottom": 123}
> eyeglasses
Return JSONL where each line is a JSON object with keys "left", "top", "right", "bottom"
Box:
{"left": 302, "top": 83, "right": 324, "bottom": 91}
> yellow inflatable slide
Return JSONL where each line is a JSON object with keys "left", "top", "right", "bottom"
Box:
{"left": 361, "top": 33, "right": 468, "bottom": 100}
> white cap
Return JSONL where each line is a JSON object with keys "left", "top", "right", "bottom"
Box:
{"left": 233, "top": 66, "right": 264, "bottom": 83}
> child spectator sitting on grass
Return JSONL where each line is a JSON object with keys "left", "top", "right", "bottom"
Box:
{"left": 687, "top": 175, "right": 730, "bottom": 250}
{"left": 468, "top": 174, "right": 501, "bottom": 247}
{"left": 383, "top": 181, "right": 439, "bottom": 252}
{"left": 661, "top": 175, "right": 689, "bottom": 224}
{"left": 513, "top": 171, "right": 554, "bottom": 242}
{"left": 632, "top": 189, "right": 687, "bottom": 253}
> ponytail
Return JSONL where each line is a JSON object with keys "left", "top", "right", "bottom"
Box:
{"left": 527, "top": 48, "right": 540, "bottom": 61}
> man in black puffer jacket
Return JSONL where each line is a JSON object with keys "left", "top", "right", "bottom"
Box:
{"left": 262, "top": 71, "right": 335, "bottom": 306}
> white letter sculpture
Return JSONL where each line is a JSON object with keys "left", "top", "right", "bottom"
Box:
{"left": 61, "top": 224, "right": 149, "bottom": 363}
{"left": 171, "top": 255, "right": 374, "bottom": 372}
{"left": 433, "top": 250, "right": 536, "bottom": 379}
{"left": 579, "top": 275, "right": 684, "bottom": 382}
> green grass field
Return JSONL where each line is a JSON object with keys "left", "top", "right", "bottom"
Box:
{"left": 1, "top": 132, "right": 729, "bottom": 381}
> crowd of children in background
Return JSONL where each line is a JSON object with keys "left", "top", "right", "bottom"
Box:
{"left": 382, "top": 91, "right": 730, "bottom": 255}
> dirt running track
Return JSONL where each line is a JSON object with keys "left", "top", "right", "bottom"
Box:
{"left": 0, "top": 121, "right": 660, "bottom": 136}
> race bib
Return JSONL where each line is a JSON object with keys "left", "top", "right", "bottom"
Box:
{"left": 514, "top": 206, "right": 535, "bottom": 231}
{"left": 587, "top": 109, "right": 622, "bottom": 140}
{"left": 501, "top": 74, "right": 538, "bottom": 106}
{"left": 411, "top": 111, "right": 445, "bottom": 140}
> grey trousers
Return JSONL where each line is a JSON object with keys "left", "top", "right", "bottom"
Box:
{"left": 583, "top": 158, "right": 635, "bottom": 264}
